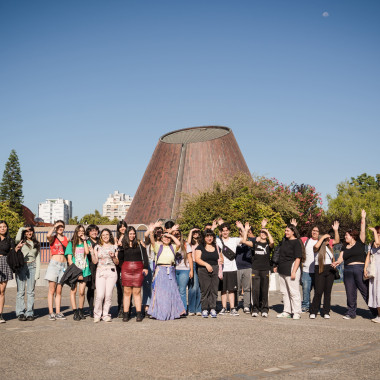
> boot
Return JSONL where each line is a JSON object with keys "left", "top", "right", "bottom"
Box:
{"left": 122, "top": 311, "right": 130, "bottom": 322}
{"left": 73, "top": 309, "right": 81, "bottom": 321}
{"left": 136, "top": 312, "right": 143, "bottom": 322}
{"left": 79, "top": 308, "right": 86, "bottom": 320}
{"left": 118, "top": 307, "right": 124, "bottom": 318}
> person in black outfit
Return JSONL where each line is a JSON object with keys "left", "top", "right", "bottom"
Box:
{"left": 116, "top": 221, "right": 128, "bottom": 318}
{"left": 86, "top": 224, "right": 99, "bottom": 318}
{"left": 241, "top": 220, "right": 274, "bottom": 317}
{"left": 195, "top": 229, "right": 223, "bottom": 318}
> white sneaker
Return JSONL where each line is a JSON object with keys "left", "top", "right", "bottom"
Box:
{"left": 243, "top": 307, "right": 250, "bottom": 314}
{"left": 103, "top": 316, "right": 112, "bottom": 322}
{"left": 94, "top": 318, "right": 101, "bottom": 323}
{"left": 230, "top": 309, "right": 239, "bottom": 316}
{"left": 277, "top": 312, "right": 291, "bottom": 318}
{"left": 261, "top": 312, "right": 268, "bottom": 318}
{"left": 324, "top": 314, "right": 330, "bottom": 319}
{"left": 196, "top": 312, "right": 202, "bottom": 316}
{"left": 293, "top": 313, "right": 301, "bottom": 320}
{"left": 309, "top": 314, "right": 316, "bottom": 319}
{"left": 188, "top": 312, "right": 195, "bottom": 316}
{"left": 251, "top": 312, "right": 259, "bottom": 317}
{"left": 371, "top": 316, "right": 380, "bottom": 323}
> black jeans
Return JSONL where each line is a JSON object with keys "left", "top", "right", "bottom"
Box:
{"left": 116, "top": 266, "right": 123, "bottom": 310}
{"left": 343, "top": 264, "right": 368, "bottom": 317}
{"left": 198, "top": 265, "right": 219, "bottom": 311}
{"left": 310, "top": 265, "right": 335, "bottom": 315}
{"left": 251, "top": 269, "right": 270, "bottom": 313}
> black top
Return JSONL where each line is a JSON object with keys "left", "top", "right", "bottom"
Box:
{"left": 252, "top": 240, "right": 271, "bottom": 271}
{"left": 343, "top": 240, "right": 366, "bottom": 265}
{"left": 0, "top": 237, "right": 15, "bottom": 256}
{"left": 196, "top": 244, "right": 219, "bottom": 266}
{"left": 277, "top": 239, "right": 303, "bottom": 276}
{"left": 87, "top": 238, "right": 99, "bottom": 264}
{"left": 119, "top": 244, "right": 149, "bottom": 269}
{"left": 236, "top": 238, "right": 254, "bottom": 270}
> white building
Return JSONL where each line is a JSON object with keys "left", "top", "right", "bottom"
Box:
{"left": 38, "top": 198, "right": 72, "bottom": 224}
{"left": 102, "top": 191, "right": 133, "bottom": 221}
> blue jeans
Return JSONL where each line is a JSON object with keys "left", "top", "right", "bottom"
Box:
{"left": 16, "top": 262, "right": 36, "bottom": 317}
{"left": 176, "top": 269, "right": 190, "bottom": 311}
{"left": 301, "top": 271, "right": 315, "bottom": 310}
{"left": 142, "top": 261, "right": 154, "bottom": 306}
{"left": 188, "top": 263, "right": 201, "bottom": 313}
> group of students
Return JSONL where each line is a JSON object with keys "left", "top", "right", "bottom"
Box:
{"left": 0, "top": 210, "right": 379, "bottom": 323}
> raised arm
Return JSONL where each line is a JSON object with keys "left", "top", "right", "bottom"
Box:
{"left": 262, "top": 228, "right": 274, "bottom": 248}
{"left": 187, "top": 229, "right": 195, "bottom": 245}
{"left": 331, "top": 221, "right": 340, "bottom": 245}
{"left": 360, "top": 210, "right": 366, "bottom": 244}
{"left": 241, "top": 222, "right": 254, "bottom": 247}
{"left": 313, "top": 234, "right": 330, "bottom": 252}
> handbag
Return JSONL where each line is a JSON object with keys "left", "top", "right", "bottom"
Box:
{"left": 220, "top": 239, "right": 236, "bottom": 261}
{"left": 366, "top": 244, "right": 377, "bottom": 279}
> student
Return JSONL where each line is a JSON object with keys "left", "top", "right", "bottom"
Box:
{"left": 195, "top": 229, "right": 223, "bottom": 318}
{"left": 15, "top": 225, "right": 41, "bottom": 321}
{"left": 174, "top": 229, "right": 193, "bottom": 313}
{"left": 365, "top": 226, "right": 380, "bottom": 323}
{"left": 309, "top": 225, "right": 339, "bottom": 319}
{"left": 120, "top": 226, "right": 149, "bottom": 322}
{"left": 116, "top": 221, "right": 127, "bottom": 317}
{"left": 235, "top": 222, "right": 256, "bottom": 314}
{"left": 91, "top": 229, "right": 119, "bottom": 322}
{"left": 275, "top": 224, "right": 305, "bottom": 320}
{"left": 142, "top": 225, "right": 163, "bottom": 316}
{"left": 0, "top": 220, "right": 23, "bottom": 323}
{"left": 86, "top": 224, "right": 99, "bottom": 318}
{"left": 65, "top": 225, "right": 91, "bottom": 321}
{"left": 147, "top": 223, "right": 185, "bottom": 320}
{"left": 333, "top": 210, "right": 370, "bottom": 320}
{"left": 45, "top": 220, "right": 69, "bottom": 321}
{"left": 187, "top": 228, "right": 202, "bottom": 316}
{"left": 241, "top": 220, "right": 274, "bottom": 317}
{"left": 214, "top": 220, "right": 243, "bottom": 316}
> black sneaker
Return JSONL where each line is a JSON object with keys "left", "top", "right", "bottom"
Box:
{"left": 18, "top": 314, "right": 27, "bottom": 321}
{"left": 78, "top": 309, "right": 86, "bottom": 320}
{"left": 118, "top": 308, "right": 124, "bottom": 318}
{"left": 136, "top": 312, "right": 143, "bottom": 322}
{"left": 26, "top": 316, "right": 35, "bottom": 321}
{"left": 73, "top": 310, "right": 81, "bottom": 321}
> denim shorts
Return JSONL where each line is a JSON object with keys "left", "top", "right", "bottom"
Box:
{"left": 45, "top": 260, "right": 67, "bottom": 283}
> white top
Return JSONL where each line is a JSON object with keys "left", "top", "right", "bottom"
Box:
{"left": 303, "top": 238, "right": 318, "bottom": 273}
{"left": 176, "top": 245, "right": 190, "bottom": 270}
{"left": 216, "top": 237, "right": 240, "bottom": 272}
{"left": 314, "top": 246, "right": 333, "bottom": 265}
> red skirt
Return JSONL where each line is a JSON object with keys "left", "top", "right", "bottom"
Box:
{"left": 121, "top": 261, "right": 144, "bottom": 287}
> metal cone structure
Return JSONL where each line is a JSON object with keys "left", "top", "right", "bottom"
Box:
{"left": 125, "top": 126, "right": 250, "bottom": 224}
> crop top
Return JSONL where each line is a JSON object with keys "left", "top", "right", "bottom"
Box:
{"left": 343, "top": 240, "right": 366, "bottom": 265}
{"left": 50, "top": 236, "right": 68, "bottom": 256}
{"left": 152, "top": 243, "right": 179, "bottom": 265}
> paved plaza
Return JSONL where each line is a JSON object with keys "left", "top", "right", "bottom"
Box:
{"left": 2, "top": 283, "right": 380, "bottom": 379}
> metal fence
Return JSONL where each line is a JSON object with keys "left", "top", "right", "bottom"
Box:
{"left": 36, "top": 229, "right": 146, "bottom": 263}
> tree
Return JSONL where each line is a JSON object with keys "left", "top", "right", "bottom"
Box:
{"left": 71, "top": 210, "right": 119, "bottom": 225}
{"left": 177, "top": 175, "right": 286, "bottom": 244}
{"left": 327, "top": 173, "right": 380, "bottom": 241}
{"left": 0, "top": 201, "right": 24, "bottom": 237}
{"left": 0, "top": 150, "right": 24, "bottom": 215}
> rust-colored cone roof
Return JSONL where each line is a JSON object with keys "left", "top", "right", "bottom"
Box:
{"left": 125, "top": 126, "right": 250, "bottom": 224}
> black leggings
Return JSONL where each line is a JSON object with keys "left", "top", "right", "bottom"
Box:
{"left": 310, "top": 265, "right": 335, "bottom": 315}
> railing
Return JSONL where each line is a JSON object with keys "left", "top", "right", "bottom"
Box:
{"left": 36, "top": 229, "right": 147, "bottom": 263}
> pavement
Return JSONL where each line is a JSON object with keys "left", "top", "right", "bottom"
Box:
{"left": 1, "top": 283, "right": 380, "bottom": 380}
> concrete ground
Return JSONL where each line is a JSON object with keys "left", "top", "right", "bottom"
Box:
{"left": 1, "top": 283, "right": 379, "bottom": 380}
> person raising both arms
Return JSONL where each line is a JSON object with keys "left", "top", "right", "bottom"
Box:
{"left": 240, "top": 220, "right": 274, "bottom": 318}
{"left": 44, "top": 220, "right": 69, "bottom": 321}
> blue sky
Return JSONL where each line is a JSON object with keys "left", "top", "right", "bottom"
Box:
{"left": 1, "top": 0, "right": 379, "bottom": 218}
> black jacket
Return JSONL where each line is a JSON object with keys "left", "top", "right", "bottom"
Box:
{"left": 60, "top": 264, "right": 83, "bottom": 290}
